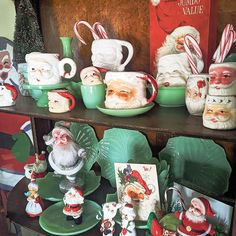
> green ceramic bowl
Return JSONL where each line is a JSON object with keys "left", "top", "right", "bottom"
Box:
{"left": 156, "top": 86, "right": 186, "bottom": 107}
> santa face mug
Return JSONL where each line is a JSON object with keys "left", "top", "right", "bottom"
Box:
{"left": 203, "top": 95, "right": 236, "bottom": 130}
{"left": 48, "top": 90, "right": 75, "bottom": 113}
{"left": 185, "top": 74, "right": 209, "bottom": 116}
{"left": 104, "top": 72, "right": 158, "bottom": 109}
{"left": 0, "top": 83, "right": 18, "bottom": 107}
{"left": 25, "top": 52, "right": 77, "bottom": 86}
{"left": 208, "top": 62, "right": 236, "bottom": 96}
{"left": 91, "top": 39, "right": 134, "bottom": 71}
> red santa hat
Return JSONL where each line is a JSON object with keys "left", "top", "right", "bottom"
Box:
{"left": 191, "top": 197, "right": 215, "bottom": 217}
{"left": 73, "top": 186, "right": 84, "bottom": 197}
{"left": 38, "top": 151, "right": 46, "bottom": 161}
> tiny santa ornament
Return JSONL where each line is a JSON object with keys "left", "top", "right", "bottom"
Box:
{"left": 175, "top": 197, "right": 215, "bottom": 236}
{"left": 25, "top": 180, "right": 43, "bottom": 217}
{"left": 119, "top": 203, "right": 136, "bottom": 236}
{"left": 63, "top": 186, "right": 84, "bottom": 225}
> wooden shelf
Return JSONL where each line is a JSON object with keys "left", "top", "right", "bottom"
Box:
{"left": 1, "top": 94, "right": 235, "bottom": 142}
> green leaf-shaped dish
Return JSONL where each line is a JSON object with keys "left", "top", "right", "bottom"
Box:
{"left": 39, "top": 200, "right": 101, "bottom": 235}
{"left": 97, "top": 128, "right": 153, "bottom": 187}
{"left": 37, "top": 171, "right": 101, "bottom": 201}
{"left": 159, "top": 136, "right": 231, "bottom": 196}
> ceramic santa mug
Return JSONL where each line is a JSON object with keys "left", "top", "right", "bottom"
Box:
{"left": 91, "top": 39, "right": 134, "bottom": 71}
{"left": 48, "top": 89, "right": 76, "bottom": 113}
{"left": 208, "top": 62, "right": 236, "bottom": 96}
{"left": 203, "top": 95, "right": 236, "bottom": 130}
{"left": 185, "top": 74, "right": 209, "bottom": 116}
{"left": 25, "top": 52, "right": 77, "bottom": 86}
{"left": 0, "top": 83, "right": 18, "bottom": 107}
{"left": 104, "top": 72, "right": 158, "bottom": 109}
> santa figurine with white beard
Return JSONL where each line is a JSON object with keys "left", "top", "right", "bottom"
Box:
{"left": 63, "top": 186, "right": 84, "bottom": 224}
{"left": 175, "top": 197, "right": 216, "bottom": 236}
{"left": 44, "top": 126, "right": 86, "bottom": 191}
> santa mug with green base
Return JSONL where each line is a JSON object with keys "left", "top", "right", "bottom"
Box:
{"left": 48, "top": 89, "right": 76, "bottom": 113}
{"left": 203, "top": 95, "right": 236, "bottom": 130}
{"left": 185, "top": 74, "right": 209, "bottom": 116}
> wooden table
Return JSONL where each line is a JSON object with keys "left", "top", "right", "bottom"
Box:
{"left": 7, "top": 177, "right": 147, "bottom": 236}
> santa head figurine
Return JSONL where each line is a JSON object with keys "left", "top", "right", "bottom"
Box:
{"left": 63, "top": 186, "right": 84, "bottom": 224}
{"left": 175, "top": 197, "right": 216, "bottom": 236}
{"left": 80, "top": 66, "right": 103, "bottom": 85}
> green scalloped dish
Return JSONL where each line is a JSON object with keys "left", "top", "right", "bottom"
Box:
{"left": 39, "top": 200, "right": 101, "bottom": 235}
{"left": 96, "top": 102, "right": 155, "bottom": 117}
{"left": 159, "top": 136, "right": 232, "bottom": 196}
{"left": 106, "top": 192, "right": 147, "bottom": 229}
{"left": 37, "top": 171, "right": 101, "bottom": 201}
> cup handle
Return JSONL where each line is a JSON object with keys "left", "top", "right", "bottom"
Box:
{"left": 137, "top": 74, "right": 158, "bottom": 104}
{"left": 58, "top": 91, "right": 76, "bottom": 111}
{"left": 5, "top": 83, "right": 18, "bottom": 101}
{"left": 58, "top": 58, "right": 77, "bottom": 79}
{"left": 116, "top": 40, "right": 134, "bottom": 71}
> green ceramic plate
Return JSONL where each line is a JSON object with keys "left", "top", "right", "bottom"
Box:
{"left": 97, "top": 128, "right": 153, "bottom": 187}
{"left": 37, "top": 171, "right": 101, "bottom": 201}
{"left": 106, "top": 192, "right": 147, "bottom": 229}
{"left": 159, "top": 136, "right": 232, "bottom": 196}
{"left": 39, "top": 200, "right": 101, "bottom": 235}
{"left": 96, "top": 102, "right": 155, "bottom": 117}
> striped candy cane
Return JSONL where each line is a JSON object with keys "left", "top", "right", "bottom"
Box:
{"left": 184, "top": 34, "right": 203, "bottom": 74}
{"left": 74, "top": 20, "right": 108, "bottom": 45}
{"left": 213, "top": 24, "right": 236, "bottom": 63}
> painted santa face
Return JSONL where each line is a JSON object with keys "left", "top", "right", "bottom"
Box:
{"left": 80, "top": 66, "right": 103, "bottom": 85}
{"left": 64, "top": 188, "right": 84, "bottom": 205}
{"left": 209, "top": 62, "right": 236, "bottom": 96}
{"left": 203, "top": 95, "right": 236, "bottom": 130}
{"left": 0, "top": 50, "right": 12, "bottom": 81}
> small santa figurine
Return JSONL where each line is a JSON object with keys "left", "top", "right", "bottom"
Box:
{"left": 31, "top": 151, "right": 47, "bottom": 179}
{"left": 63, "top": 186, "right": 84, "bottom": 224}
{"left": 175, "top": 197, "right": 216, "bottom": 236}
{"left": 25, "top": 181, "right": 43, "bottom": 217}
{"left": 120, "top": 203, "right": 136, "bottom": 236}
{"left": 80, "top": 66, "right": 103, "bottom": 85}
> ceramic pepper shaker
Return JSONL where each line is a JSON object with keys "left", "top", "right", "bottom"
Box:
{"left": 63, "top": 186, "right": 84, "bottom": 225}
{"left": 25, "top": 180, "right": 43, "bottom": 217}
{"left": 99, "top": 202, "right": 121, "bottom": 236}
{"left": 119, "top": 203, "right": 136, "bottom": 236}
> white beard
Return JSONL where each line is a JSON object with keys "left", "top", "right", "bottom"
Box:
{"left": 186, "top": 97, "right": 206, "bottom": 116}
{"left": 185, "top": 210, "right": 205, "bottom": 223}
{"left": 209, "top": 80, "right": 236, "bottom": 96}
{"left": 64, "top": 192, "right": 84, "bottom": 205}
{"left": 52, "top": 141, "right": 79, "bottom": 168}
{"left": 0, "top": 89, "right": 14, "bottom": 106}
{"left": 105, "top": 97, "right": 147, "bottom": 109}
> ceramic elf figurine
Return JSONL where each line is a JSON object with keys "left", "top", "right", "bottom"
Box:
{"left": 99, "top": 202, "right": 121, "bottom": 236}
{"left": 25, "top": 181, "right": 43, "bottom": 217}
{"left": 120, "top": 203, "right": 136, "bottom": 236}
{"left": 63, "top": 186, "right": 84, "bottom": 224}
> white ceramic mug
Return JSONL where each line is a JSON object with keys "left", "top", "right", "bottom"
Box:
{"left": 0, "top": 83, "right": 18, "bottom": 107}
{"left": 48, "top": 89, "right": 75, "bottom": 113}
{"left": 25, "top": 52, "right": 77, "bottom": 86}
{"left": 104, "top": 72, "right": 158, "bottom": 109}
{"left": 91, "top": 39, "right": 134, "bottom": 71}
{"left": 208, "top": 62, "right": 236, "bottom": 96}
{"left": 186, "top": 74, "right": 209, "bottom": 116}
{"left": 203, "top": 95, "right": 236, "bottom": 130}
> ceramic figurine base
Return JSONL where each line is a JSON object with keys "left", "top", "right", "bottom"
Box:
{"left": 23, "top": 82, "right": 70, "bottom": 107}
{"left": 39, "top": 200, "right": 101, "bottom": 235}
{"left": 36, "top": 171, "right": 101, "bottom": 201}
{"left": 59, "top": 176, "right": 85, "bottom": 193}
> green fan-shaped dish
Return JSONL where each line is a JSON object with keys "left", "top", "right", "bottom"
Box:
{"left": 96, "top": 102, "right": 155, "bottom": 117}
{"left": 39, "top": 200, "right": 101, "bottom": 235}
{"left": 106, "top": 192, "right": 147, "bottom": 229}
{"left": 37, "top": 171, "right": 101, "bottom": 201}
{"left": 97, "top": 128, "right": 153, "bottom": 187}
{"left": 159, "top": 136, "right": 231, "bottom": 196}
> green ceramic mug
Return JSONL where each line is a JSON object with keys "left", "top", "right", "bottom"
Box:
{"left": 81, "top": 84, "right": 106, "bottom": 109}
